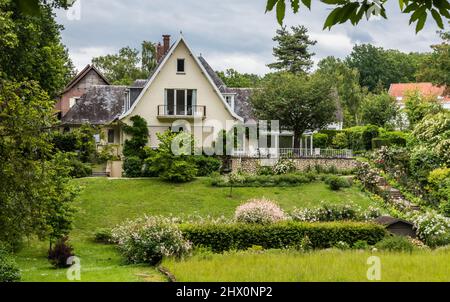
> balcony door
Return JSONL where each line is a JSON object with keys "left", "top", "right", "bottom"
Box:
{"left": 165, "top": 89, "right": 196, "bottom": 116}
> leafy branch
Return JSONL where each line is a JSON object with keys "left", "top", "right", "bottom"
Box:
{"left": 265, "top": 0, "right": 450, "bottom": 33}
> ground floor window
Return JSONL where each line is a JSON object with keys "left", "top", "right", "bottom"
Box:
{"left": 107, "top": 129, "right": 115, "bottom": 144}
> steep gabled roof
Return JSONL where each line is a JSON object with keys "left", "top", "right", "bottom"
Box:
{"left": 63, "top": 64, "right": 110, "bottom": 94}
{"left": 120, "top": 35, "right": 243, "bottom": 121}
{"left": 198, "top": 56, "right": 227, "bottom": 93}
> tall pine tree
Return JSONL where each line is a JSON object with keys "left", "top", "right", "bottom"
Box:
{"left": 267, "top": 25, "right": 317, "bottom": 75}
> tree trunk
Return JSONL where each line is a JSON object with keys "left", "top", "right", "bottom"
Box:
{"left": 293, "top": 131, "right": 301, "bottom": 149}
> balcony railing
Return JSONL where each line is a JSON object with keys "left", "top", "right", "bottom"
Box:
{"left": 157, "top": 105, "right": 206, "bottom": 118}
{"left": 233, "top": 148, "right": 353, "bottom": 159}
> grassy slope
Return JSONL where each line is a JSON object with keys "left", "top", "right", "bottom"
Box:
{"left": 163, "top": 249, "right": 450, "bottom": 282}
{"left": 16, "top": 178, "right": 374, "bottom": 282}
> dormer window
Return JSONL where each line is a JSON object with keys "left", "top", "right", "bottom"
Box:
{"left": 177, "top": 59, "right": 185, "bottom": 73}
{"left": 224, "top": 94, "right": 235, "bottom": 110}
{"left": 124, "top": 89, "right": 131, "bottom": 112}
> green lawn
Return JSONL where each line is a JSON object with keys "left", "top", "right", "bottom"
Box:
{"left": 16, "top": 177, "right": 375, "bottom": 282}
{"left": 163, "top": 249, "right": 450, "bottom": 282}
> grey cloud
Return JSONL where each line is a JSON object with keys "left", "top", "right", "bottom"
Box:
{"left": 56, "top": 0, "right": 443, "bottom": 74}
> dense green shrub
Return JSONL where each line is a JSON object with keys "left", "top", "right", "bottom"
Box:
{"left": 235, "top": 198, "right": 286, "bottom": 224}
{"left": 375, "top": 236, "right": 415, "bottom": 252}
{"left": 94, "top": 228, "right": 113, "bottom": 244}
{"left": 112, "top": 216, "right": 192, "bottom": 265}
{"left": 410, "top": 146, "right": 442, "bottom": 183}
{"left": 181, "top": 222, "right": 386, "bottom": 252}
{"left": 123, "top": 116, "right": 149, "bottom": 159}
{"left": 257, "top": 166, "right": 274, "bottom": 176}
{"left": 313, "top": 133, "right": 329, "bottom": 149}
{"left": 441, "top": 201, "right": 450, "bottom": 217}
{"left": 380, "top": 131, "right": 408, "bottom": 146}
{"left": 324, "top": 175, "right": 352, "bottom": 191}
{"left": 68, "top": 157, "right": 92, "bottom": 178}
{"left": 372, "top": 138, "right": 391, "bottom": 150}
{"left": 318, "top": 130, "right": 339, "bottom": 146}
{"left": 123, "top": 156, "right": 143, "bottom": 178}
{"left": 160, "top": 160, "right": 198, "bottom": 183}
{"left": 48, "top": 237, "right": 75, "bottom": 268}
{"left": 192, "top": 156, "right": 221, "bottom": 176}
{"left": 145, "top": 131, "right": 198, "bottom": 183}
{"left": 211, "top": 173, "right": 317, "bottom": 187}
{"left": 353, "top": 240, "right": 370, "bottom": 250}
{"left": 0, "top": 246, "right": 21, "bottom": 282}
{"left": 332, "top": 132, "right": 349, "bottom": 149}
{"left": 362, "top": 125, "right": 380, "bottom": 150}
{"left": 75, "top": 124, "right": 98, "bottom": 163}
{"left": 291, "top": 203, "right": 381, "bottom": 222}
{"left": 371, "top": 134, "right": 407, "bottom": 149}
{"left": 52, "top": 131, "right": 78, "bottom": 153}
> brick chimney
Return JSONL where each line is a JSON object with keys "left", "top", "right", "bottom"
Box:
{"left": 156, "top": 42, "right": 164, "bottom": 63}
{"left": 163, "top": 35, "right": 171, "bottom": 55}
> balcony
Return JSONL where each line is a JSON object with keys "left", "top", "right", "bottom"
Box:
{"left": 157, "top": 105, "right": 206, "bottom": 120}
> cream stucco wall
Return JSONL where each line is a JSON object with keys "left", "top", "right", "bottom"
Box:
{"left": 121, "top": 40, "right": 238, "bottom": 149}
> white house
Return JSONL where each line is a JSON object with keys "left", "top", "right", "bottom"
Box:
{"left": 59, "top": 34, "right": 345, "bottom": 159}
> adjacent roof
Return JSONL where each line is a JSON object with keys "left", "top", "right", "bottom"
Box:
{"left": 61, "top": 85, "right": 127, "bottom": 125}
{"left": 131, "top": 79, "right": 148, "bottom": 88}
{"left": 389, "top": 82, "right": 450, "bottom": 102}
{"left": 227, "top": 88, "right": 255, "bottom": 122}
{"left": 374, "top": 216, "right": 415, "bottom": 227}
{"left": 63, "top": 64, "right": 110, "bottom": 94}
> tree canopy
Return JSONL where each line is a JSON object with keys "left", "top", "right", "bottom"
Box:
{"left": 346, "top": 44, "right": 426, "bottom": 91}
{"left": 251, "top": 72, "right": 337, "bottom": 148}
{"left": 268, "top": 25, "right": 317, "bottom": 74}
{"left": 317, "top": 56, "right": 364, "bottom": 126}
{"left": 265, "top": 0, "right": 449, "bottom": 33}
{"left": 92, "top": 42, "right": 156, "bottom": 85}
{"left": 360, "top": 92, "right": 399, "bottom": 128}
{"left": 0, "top": 0, "right": 75, "bottom": 97}
{"left": 216, "top": 69, "right": 262, "bottom": 88}
{"left": 0, "top": 80, "right": 76, "bottom": 249}
{"left": 416, "top": 29, "right": 450, "bottom": 87}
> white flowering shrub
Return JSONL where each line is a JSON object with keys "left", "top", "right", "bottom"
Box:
{"left": 111, "top": 216, "right": 191, "bottom": 265}
{"left": 291, "top": 203, "right": 382, "bottom": 222}
{"left": 273, "top": 159, "right": 296, "bottom": 175}
{"left": 235, "top": 198, "right": 286, "bottom": 224}
{"left": 411, "top": 211, "right": 450, "bottom": 247}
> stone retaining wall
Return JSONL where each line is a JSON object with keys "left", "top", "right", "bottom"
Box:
{"left": 231, "top": 157, "right": 358, "bottom": 174}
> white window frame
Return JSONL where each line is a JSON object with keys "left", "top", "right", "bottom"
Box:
{"left": 165, "top": 89, "right": 197, "bottom": 116}
{"left": 69, "top": 97, "right": 80, "bottom": 108}
{"left": 223, "top": 93, "right": 235, "bottom": 110}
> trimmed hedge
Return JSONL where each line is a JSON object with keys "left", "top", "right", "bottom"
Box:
{"left": 211, "top": 173, "right": 317, "bottom": 187}
{"left": 181, "top": 222, "right": 387, "bottom": 252}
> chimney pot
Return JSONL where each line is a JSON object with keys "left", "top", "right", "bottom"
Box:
{"left": 156, "top": 42, "right": 163, "bottom": 63}
{"left": 163, "top": 35, "right": 171, "bottom": 55}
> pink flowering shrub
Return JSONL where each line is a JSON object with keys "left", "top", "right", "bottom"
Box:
{"left": 111, "top": 216, "right": 191, "bottom": 265}
{"left": 235, "top": 198, "right": 286, "bottom": 224}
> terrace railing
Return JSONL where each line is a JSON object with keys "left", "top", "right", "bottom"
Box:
{"left": 157, "top": 105, "right": 206, "bottom": 118}
{"left": 234, "top": 148, "right": 353, "bottom": 159}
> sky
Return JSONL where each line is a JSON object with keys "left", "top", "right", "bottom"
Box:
{"left": 55, "top": 0, "right": 444, "bottom": 75}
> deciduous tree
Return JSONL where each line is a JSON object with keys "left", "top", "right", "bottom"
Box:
{"left": 251, "top": 72, "right": 336, "bottom": 148}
